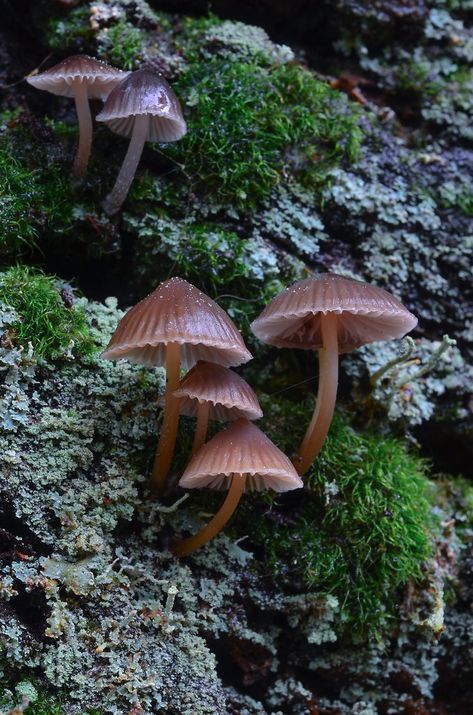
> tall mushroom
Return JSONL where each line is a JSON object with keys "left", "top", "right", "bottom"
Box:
{"left": 101, "top": 277, "right": 252, "bottom": 496}
{"left": 173, "top": 360, "right": 263, "bottom": 455}
{"left": 26, "top": 55, "right": 128, "bottom": 179}
{"left": 96, "top": 68, "right": 186, "bottom": 215}
{"left": 251, "top": 273, "right": 418, "bottom": 476}
{"left": 172, "top": 418, "right": 303, "bottom": 557}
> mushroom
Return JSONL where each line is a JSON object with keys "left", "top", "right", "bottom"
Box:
{"left": 101, "top": 277, "right": 252, "bottom": 496}
{"left": 251, "top": 273, "right": 418, "bottom": 476}
{"left": 172, "top": 418, "right": 303, "bottom": 557}
{"left": 173, "top": 360, "right": 263, "bottom": 455}
{"left": 96, "top": 68, "right": 187, "bottom": 215}
{"left": 26, "top": 55, "right": 128, "bottom": 180}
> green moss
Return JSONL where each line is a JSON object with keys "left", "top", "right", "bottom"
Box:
{"left": 0, "top": 678, "right": 102, "bottom": 714}
{"left": 46, "top": 5, "right": 95, "bottom": 53}
{"left": 0, "top": 133, "right": 74, "bottom": 258}
{"left": 169, "top": 224, "right": 288, "bottom": 332}
{"left": 170, "top": 60, "right": 362, "bottom": 206}
{"left": 0, "top": 266, "right": 94, "bottom": 360}
{"left": 175, "top": 14, "right": 223, "bottom": 62}
{"left": 395, "top": 59, "right": 442, "bottom": 96}
{"left": 237, "top": 398, "right": 434, "bottom": 638}
{"left": 124, "top": 210, "right": 292, "bottom": 336}
{"left": 100, "top": 20, "right": 145, "bottom": 70}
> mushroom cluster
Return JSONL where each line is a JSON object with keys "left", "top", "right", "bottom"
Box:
{"left": 102, "top": 277, "right": 302, "bottom": 555}
{"left": 103, "top": 272, "right": 417, "bottom": 557}
{"left": 26, "top": 55, "right": 186, "bottom": 211}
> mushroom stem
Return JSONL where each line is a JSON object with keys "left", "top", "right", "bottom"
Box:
{"left": 172, "top": 474, "right": 246, "bottom": 557}
{"left": 191, "top": 402, "right": 210, "bottom": 456}
{"left": 72, "top": 79, "right": 92, "bottom": 180}
{"left": 102, "top": 114, "right": 149, "bottom": 215}
{"left": 150, "top": 342, "right": 181, "bottom": 497}
{"left": 294, "top": 313, "right": 339, "bottom": 476}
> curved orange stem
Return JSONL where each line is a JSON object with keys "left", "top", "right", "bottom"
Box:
{"left": 150, "top": 342, "right": 181, "bottom": 497}
{"left": 172, "top": 474, "right": 246, "bottom": 557}
{"left": 191, "top": 402, "right": 210, "bottom": 456}
{"left": 294, "top": 313, "right": 339, "bottom": 475}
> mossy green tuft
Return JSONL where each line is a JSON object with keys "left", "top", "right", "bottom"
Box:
{"left": 170, "top": 60, "right": 362, "bottom": 206}
{"left": 100, "top": 20, "right": 145, "bottom": 71}
{"left": 0, "top": 128, "right": 74, "bottom": 258}
{"left": 0, "top": 266, "right": 94, "bottom": 360}
{"left": 236, "top": 397, "right": 434, "bottom": 638}
{"left": 46, "top": 5, "right": 95, "bottom": 53}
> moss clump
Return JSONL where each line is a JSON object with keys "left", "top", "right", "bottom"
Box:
{"left": 46, "top": 5, "right": 95, "bottom": 53}
{"left": 0, "top": 677, "right": 102, "bottom": 714}
{"left": 171, "top": 225, "right": 249, "bottom": 288}
{"left": 170, "top": 60, "right": 362, "bottom": 206}
{"left": 0, "top": 266, "right": 93, "bottom": 360}
{"left": 395, "top": 59, "right": 442, "bottom": 96}
{"left": 0, "top": 133, "right": 74, "bottom": 258}
{"left": 100, "top": 20, "right": 145, "bottom": 70}
{"left": 124, "top": 210, "right": 292, "bottom": 336}
{"left": 239, "top": 398, "right": 433, "bottom": 638}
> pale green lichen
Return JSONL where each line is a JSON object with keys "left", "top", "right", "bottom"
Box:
{"left": 200, "top": 20, "right": 294, "bottom": 65}
{"left": 0, "top": 294, "right": 450, "bottom": 713}
{"left": 347, "top": 335, "right": 472, "bottom": 426}
{"left": 0, "top": 305, "right": 36, "bottom": 432}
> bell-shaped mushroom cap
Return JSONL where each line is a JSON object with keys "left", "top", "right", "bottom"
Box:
{"left": 26, "top": 55, "right": 129, "bottom": 100}
{"left": 251, "top": 273, "right": 418, "bottom": 354}
{"left": 96, "top": 68, "right": 186, "bottom": 142}
{"left": 179, "top": 418, "right": 303, "bottom": 492}
{"left": 173, "top": 361, "right": 263, "bottom": 421}
{"left": 102, "top": 277, "right": 252, "bottom": 370}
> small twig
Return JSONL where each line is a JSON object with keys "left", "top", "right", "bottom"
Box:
{"left": 395, "top": 335, "right": 456, "bottom": 389}
{"left": 164, "top": 584, "right": 178, "bottom": 618}
{"left": 369, "top": 337, "right": 416, "bottom": 386}
{"left": 154, "top": 493, "right": 189, "bottom": 514}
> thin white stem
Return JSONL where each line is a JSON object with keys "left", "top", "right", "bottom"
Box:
{"left": 102, "top": 114, "right": 148, "bottom": 215}
{"left": 72, "top": 79, "right": 92, "bottom": 180}
{"left": 294, "top": 313, "right": 339, "bottom": 476}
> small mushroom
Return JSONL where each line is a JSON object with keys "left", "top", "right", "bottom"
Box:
{"left": 26, "top": 55, "right": 128, "bottom": 179}
{"left": 96, "top": 68, "right": 186, "bottom": 215}
{"left": 172, "top": 418, "right": 303, "bottom": 557}
{"left": 251, "top": 273, "right": 418, "bottom": 475}
{"left": 173, "top": 360, "right": 263, "bottom": 455}
{"left": 102, "top": 277, "right": 252, "bottom": 496}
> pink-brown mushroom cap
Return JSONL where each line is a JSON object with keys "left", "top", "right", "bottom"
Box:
{"left": 96, "top": 68, "right": 186, "bottom": 142}
{"left": 179, "top": 418, "right": 303, "bottom": 492}
{"left": 101, "top": 277, "right": 252, "bottom": 370}
{"left": 251, "top": 273, "right": 418, "bottom": 354}
{"left": 173, "top": 361, "right": 263, "bottom": 421}
{"left": 26, "top": 55, "right": 129, "bottom": 100}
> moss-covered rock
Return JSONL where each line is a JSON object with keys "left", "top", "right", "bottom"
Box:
{"left": 1, "top": 0, "right": 473, "bottom": 711}
{"left": 0, "top": 294, "right": 468, "bottom": 714}
{"left": 0, "top": 266, "right": 93, "bottom": 361}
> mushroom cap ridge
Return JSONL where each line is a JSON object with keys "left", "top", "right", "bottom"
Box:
{"left": 179, "top": 418, "right": 303, "bottom": 492}
{"left": 96, "top": 68, "right": 187, "bottom": 142}
{"left": 173, "top": 361, "right": 263, "bottom": 421}
{"left": 251, "top": 273, "right": 418, "bottom": 354}
{"left": 26, "top": 55, "right": 129, "bottom": 100}
{"left": 102, "top": 277, "right": 252, "bottom": 370}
